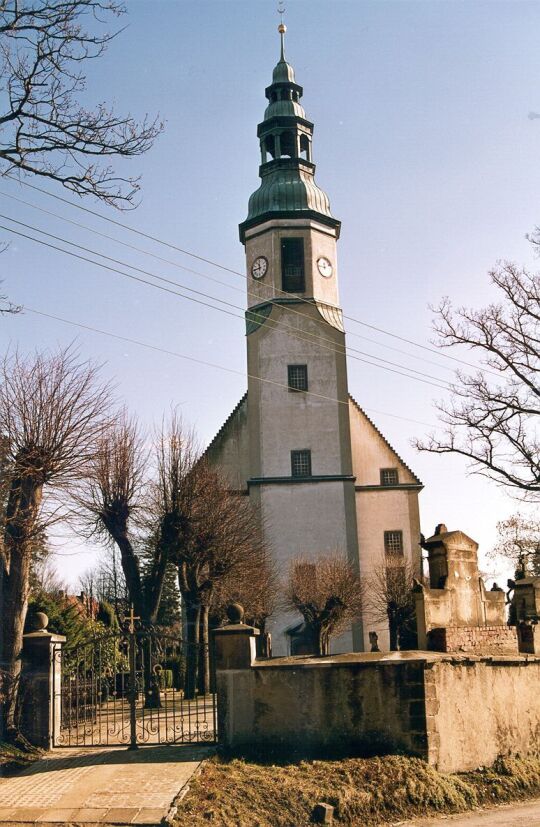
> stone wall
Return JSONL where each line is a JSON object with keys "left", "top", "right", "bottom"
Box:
{"left": 214, "top": 626, "right": 540, "bottom": 773}
{"left": 428, "top": 658, "right": 540, "bottom": 772}
{"left": 217, "top": 655, "right": 429, "bottom": 759}
{"left": 428, "top": 625, "right": 519, "bottom": 655}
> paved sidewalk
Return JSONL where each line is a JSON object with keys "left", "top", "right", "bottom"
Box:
{"left": 0, "top": 744, "right": 213, "bottom": 825}
{"left": 400, "top": 796, "right": 540, "bottom": 825}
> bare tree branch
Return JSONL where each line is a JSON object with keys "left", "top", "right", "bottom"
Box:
{"left": 416, "top": 254, "right": 540, "bottom": 494}
{"left": 0, "top": 344, "right": 112, "bottom": 739}
{"left": 0, "top": 0, "right": 162, "bottom": 206}
{"left": 285, "top": 552, "right": 364, "bottom": 656}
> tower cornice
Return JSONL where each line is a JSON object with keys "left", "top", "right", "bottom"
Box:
{"left": 239, "top": 209, "right": 341, "bottom": 243}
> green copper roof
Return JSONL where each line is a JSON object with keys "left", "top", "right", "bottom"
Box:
{"left": 239, "top": 31, "right": 339, "bottom": 240}
{"left": 264, "top": 98, "right": 306, "bottom": 119}
{"left": 246, "top": 162, "right": 332, "bottom": 221}
{"left": 272, "top": 58, "right": 295, "bottom": 83}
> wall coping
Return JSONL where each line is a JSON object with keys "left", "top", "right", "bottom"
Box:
{"left": 251, "top": 651, "right": 540, "bottom": 670}
{"left": 23, "top": 631, "right": 67, "bottom": 644}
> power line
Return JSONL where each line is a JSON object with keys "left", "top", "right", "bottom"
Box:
{"left": 4, "top": 173, "right": 497, "bottom": 375}
{"left": 1, "top": 187, "right": 464, "bottom": 376}
{"left": 0, "top": 218, "right": 451, "bottom": 390}
{"left": 15, "top": 303, "right": 437, "bottom": 429}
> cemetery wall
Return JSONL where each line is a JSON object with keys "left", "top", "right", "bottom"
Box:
{"left": 216, "top": 651, "right": 540, "bottom": 772}
{"left": 428, "top": 657, "right": 540, "bottom": 771}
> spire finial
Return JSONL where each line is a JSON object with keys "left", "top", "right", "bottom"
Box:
{"left": 278, "top": 2, "right": 286, "bottom": 61}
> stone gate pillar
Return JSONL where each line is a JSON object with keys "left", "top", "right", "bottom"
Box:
{"left": 21, "top": 613, "right": 66, "bottom": 749}
{"left": 212, "top": 604, "right": 259, "bottom": 749}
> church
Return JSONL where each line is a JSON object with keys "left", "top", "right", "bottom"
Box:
{"left": 205, "top": 25, "right": 423, "bottom": 655}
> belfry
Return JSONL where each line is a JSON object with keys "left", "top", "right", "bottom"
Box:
{"left": 206, "top": 25, "right": 423, "bottom": 655}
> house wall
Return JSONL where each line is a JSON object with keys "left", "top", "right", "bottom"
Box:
{"left": 205, "top": 396, "right": 250, "bottom": 492}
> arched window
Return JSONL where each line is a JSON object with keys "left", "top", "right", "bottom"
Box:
{"left": 299, "top": 134, "right": 311, "bottom": 161}
{"left": 270, "top": 91, "right": 277, "bottom": 103}
{"left": 264, "top": 134, "right": 276, "bottom": 161}
{"left": 280, "top": 130, "right": 296, "bottom": 158}
{"left": 292, "top": 90, "right": 299, "bottom": 102}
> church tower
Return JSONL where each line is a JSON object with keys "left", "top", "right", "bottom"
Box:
{"left": 206, "top": 25, "right": 423, "bottom": 656}
{"left": 239, "top": 24, "right": 361, "bottom": 652}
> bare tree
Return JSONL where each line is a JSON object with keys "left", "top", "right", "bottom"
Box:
{"left": 490, "top": 513, "right": 540, "bottom": 579}
{"left": 0, "top": 0, "right": 162, "bottom": 205}
{"left": 365, "top": 557, "right": 417, "bottom": 651}
{"left": 210, "top": 544, "right": 279, "bottom": 636}
{"left": 0, "top": 346, "right": 111, "bottom": 739}
{"left": 77, "top": 413, "right": 169, "bottom": 625}
{"left": 416, "top": 254, "right": 540, "bottom": 494}
{"left": 154, "top": 415, "right": 267, "bottom": 697}
{"left": 285, "top": 553, "right": 364, "bottom": 657}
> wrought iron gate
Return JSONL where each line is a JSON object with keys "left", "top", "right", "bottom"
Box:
{"left": 52, "top": 625, "right": 217, "bottom": 747}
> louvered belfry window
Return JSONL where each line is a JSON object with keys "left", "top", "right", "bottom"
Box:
{"left": 281, "top": 238, "right": 305, "bottom": 292}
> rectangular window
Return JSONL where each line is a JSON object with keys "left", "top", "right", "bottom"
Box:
{"left": 281, "top": 238, "right": 305, "bottom": 292}
{"left": 384, "top": 530, "right": 404, "bottom": 556}
{"left": 380, "top": 468, "right": 399, "bottom": 486}
{"left": 288, "top": 364, "right": 308, "bottom": 392}
{"left": 291, "top": 449, "right": 312, "bottom": 477}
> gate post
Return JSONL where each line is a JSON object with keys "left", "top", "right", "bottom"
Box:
{"left": 21, "top": 613, "right": 66, "bottom": 749}
{"left": 212, "top": 604, "right": 259, "bottom": 749}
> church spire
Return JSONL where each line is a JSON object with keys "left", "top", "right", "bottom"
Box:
{"left": 239, "top": 23, "right": 340, "bottom": 242}
{"left": 279, "top": 20, "right": 286, "bottom": 61}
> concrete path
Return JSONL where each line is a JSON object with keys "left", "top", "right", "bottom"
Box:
{"left": 400, "top": 796, "right": 540, "bottom": 825}
{"left": 0, "top": 744, "right": 213, "bottom": 825}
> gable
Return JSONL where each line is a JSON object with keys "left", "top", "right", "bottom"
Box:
{"left": 203, "top": 392, "right": 249, "bottom": 491}
{"left": 348, "top": 395, "right": 422, "bottom": 487}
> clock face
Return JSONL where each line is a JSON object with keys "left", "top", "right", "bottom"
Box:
{"left": 251, "top": 256, "right": 268, "bottom": 280}
{"left": 317, "top": 256, "right": 333, "bottom": 278}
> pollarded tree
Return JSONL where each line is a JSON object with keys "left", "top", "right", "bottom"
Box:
{"left": 153, "top": 414, "right": 268, "bottom": 697}
{"left": 490, "top": 513, "right": 540, "bottom": 579}
{"left": 77, "top": 413, "right": 170, "bottom": 626}
{"left": 285, "top": 553, "right": 364, "bottom": 657}
{"left": 0, "top": 0, "right": 162, "bottom": 205}
{"left": 365, "top": 557, "right": 417, "bottom": 651}
{"left": 416, "top": 249, "right": 540, "bottom": 494}
{"left": 0, "top": 346, "right": 112, "bottom": 739}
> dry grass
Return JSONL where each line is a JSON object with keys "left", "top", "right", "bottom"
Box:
{"left": 176, "top": 753, "right": 540, "bottom": 826}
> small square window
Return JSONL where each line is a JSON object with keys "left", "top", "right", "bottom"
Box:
{"left": 380, "top": 468, "right": 399, "bottom": 486}
{"left": 291, "top": 450, "right": 312, "bottom": 477}
{"left": 288, "top": 364, "right": 308, "bottom": 392}
{"left": 384, "top": 530, "right": 404, "bottom": 556}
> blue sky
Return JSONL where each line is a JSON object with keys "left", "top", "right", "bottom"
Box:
{"left": 2, "top": 0, "right": 539, "bottom": 584}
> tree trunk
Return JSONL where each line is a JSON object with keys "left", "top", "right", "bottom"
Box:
{"left": 0, "top": 478, "right": 41, "bottom": 741}
{"left": 113, "top": 532, "right": 146, "bottom": 621}
{"left": 388, "top": 615, "right": 399, "bottom": 651}
{"left": 315, "top": 625, "right": 329, "bottom": 657}
{"left": 198, "top": 605, "right": 209, "bottom": 696}
{"left": 184, "top": 601, "right": 200, "bottom": 700}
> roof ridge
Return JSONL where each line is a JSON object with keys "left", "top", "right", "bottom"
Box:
{"left": 203, "top": 391, "right": 248, "bottom": 456}
{"left": 348, "top": 393, "right": 422, "bottom": 486}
